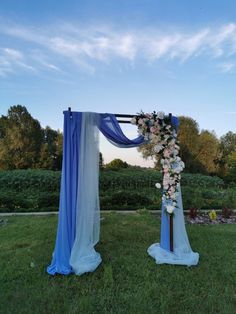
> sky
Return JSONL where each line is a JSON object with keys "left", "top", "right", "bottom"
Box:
{"left": 1, "top": 0, "right": 236, "bottom": 166}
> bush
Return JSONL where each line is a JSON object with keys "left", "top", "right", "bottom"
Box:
{"left": 110, "top": 191, "right": 150, "bottom": 206}
{"left": 222, "top": 207, "right": 233, "bottom": 219}
{"left": 105, "top": 159, "right": 129, "bottom": 170}
{"left": 0, "top": 190, "right": 59, "bottom": 212}
{"left": 0, "top": 169, "right": 61, "bottom": 192}
{"left": 0, "top": 169, "right": 234, "bottom": 212}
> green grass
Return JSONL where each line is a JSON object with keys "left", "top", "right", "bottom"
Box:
{"left": 0, "top": 213, "right": 235, "bottom": 314}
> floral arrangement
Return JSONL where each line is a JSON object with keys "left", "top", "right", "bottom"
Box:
{"left": 131, "top": 111, "right": 185, "bottom": 215}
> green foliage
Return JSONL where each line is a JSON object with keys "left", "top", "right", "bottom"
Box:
{"left": 99, "top": 152, "right": 104, "bottom": 170}
{"left": 100, "top": 169, "right": 224, "bottom": 190}
{"left": 0, "top": 105, "right": 43, "bottom": 169}
{"left": 106, "top": 158, "right": 129, "bottom": 170}
{"left": 182, "top": 187, "right": 204, "bottom": 209}
{"left": 224, "top": 151, "right": 236, "bottom": 184}
{"left": 0, "top": 169, "right": 61, "bottom": 192}
{"left": 138, "top": 115, "right": 233, "bottom": 177}
{"left": 0, "top": 105, "right": 63, "bottom": 171}
{"left": 218, "top": 131, "right": 236, "bottom": 176}
{"left": 37, "top": 127, "right": 63, "bottom": 170}
{"left": 221, "top": 189, "right": 236, "bottom": 208}
{"left": 0, "top": 168, "right": 234, "bottom": 212}
{"left": 181, "top": 173, "right": 224, "bottom": 188}
{"left": 197, "top": 130, "right": 220, "bottom": 174}
{"left": 0, "top": 215, "right": 235, "bottom": 314}
{"left": 110, "top": 191, "right": 150, "bottom": 205}
{"left": 0, "top": 190, "right": 59, "bottom": 212}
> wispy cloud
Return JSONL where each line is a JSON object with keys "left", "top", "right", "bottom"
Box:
{"left": 0, "top": 47, "right": 36, "bottom": 77}
{"left": 1, "top": 21, "right": 236, "bottom": 76}
{"left": 218, "top": 62, "right": 235, "bottom": 73}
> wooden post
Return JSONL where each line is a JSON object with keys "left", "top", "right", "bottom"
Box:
{"left": 170, "top": 214, "right": 173, "bottom": 252}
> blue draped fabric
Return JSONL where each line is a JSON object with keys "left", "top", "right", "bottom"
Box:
{"left": 47, "top": 111, "right": 82, "bottom": 275}
{"left": 98, "top": 113, "right": 145, "bottom": 147}
{"left": 47, "top": 112, "right": 146, "bottom": 275}
{"left": 148, "top": 117, "right": 199, "bottom": 266}
{"left": 47, "top": 111, "right": 198, "bottom": 275}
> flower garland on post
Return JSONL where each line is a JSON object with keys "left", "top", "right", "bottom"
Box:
{"left": 131, "top": 111, "right": 185, "bottom": 251}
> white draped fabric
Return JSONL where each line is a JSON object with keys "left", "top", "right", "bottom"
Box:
{"left": 48, "top": 110, "right": 199, "bottom": 276}
{"left": 148, "top": 186, "right": 199, "bottom": 266}
{"left": 70, "top": 113, "right": 102, "bottom": 275}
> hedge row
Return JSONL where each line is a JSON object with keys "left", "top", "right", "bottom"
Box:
{"left": 0, "top": 170, "right": 61, "bottom": 192}
{"left": 0, "top": 169, "right": 232, "bottom": 212}
{"left": 0, "top": 169, "right": 225, "bottom": 192}
{"left": 1, "top": 186, "right": 235, "bottom": 213}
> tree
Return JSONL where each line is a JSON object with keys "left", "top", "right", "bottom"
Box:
{"left": 218, "top": 131, "right": 236, "bottom": 176}
{"left": 138, "top": 116, "right": 205, "bottom": 173}
{"left": 196, "top": 130, "right": 220, "bottom": 174}
{"left": 38, "top": 127, "right": 63, "bottom": 170}
{"left": 0, "top": 105, "right": 43, "bottom": 169}
{"left": 177, "top": 116, "right": 205, "bottom": 173}
{"left": 106, "top": 158, "right": 129, "bottom": 170}
{"left": 99, "top": 152, "right": 104, "bottom": 170}
{"left": 225, "top": 151, "right": 236, "bottom": 183}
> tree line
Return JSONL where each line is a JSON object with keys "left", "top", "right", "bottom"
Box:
{"left": 138, "top": 116, "right": 236, "bottom": 182}
{"left": 0, "top": 105, "right": 62, "bottom": 170}
{"left": 0, "top": 105, "right": 235, "bottom": 182}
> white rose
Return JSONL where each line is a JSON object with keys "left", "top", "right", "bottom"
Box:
{"left": 155, "top": 183, "right": 161, "bottom": 189}
{"left": 157, "top": 111, "right": 165, "bottom": 119}
{"left": 138, "top": 118, "right": 144, "bottom": 125}
{"left": 131, "top": 117, "right": 137, "bottom": 124}
{"left": 153, "top": 144, "right": 164, "bottom": 153}
{"left": 149, "top": 133, "right": 157, "bottom": 140}
{"left": 160, "top": 159, "right": 165, "bottom": 165}
{"left": 166, "top": 205, "right": 175, "bottom": 214}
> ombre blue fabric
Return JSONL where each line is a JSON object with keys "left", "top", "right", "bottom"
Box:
{"left": 47, "top": 111, "right": 198, "bottom": 276}
{"left": 47, "top": 112, "right": 147, "bottom": 275}
{"left": 47, "top": 111, "right": 82, "bottom": 275}
{"left": 148, "top": 116, "right": 199, "bottom": 266}
{"left": 98, "top": 113, "right": 145, "bottom": 147}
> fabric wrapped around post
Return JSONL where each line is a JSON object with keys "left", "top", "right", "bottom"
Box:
{"left": 148, "top": 185, "right": 199, "bottom": 266}
{"left": 148, "top": 117, "right": 199, "bottom": 266}
{"left": 47, "top": 110, "right": 199, "bottom": 276}
{"left": 47, "top": 111, "right": 146, "bottom": 276}
{"left": 47, "top": 111, "right": 82, "bottom": 275}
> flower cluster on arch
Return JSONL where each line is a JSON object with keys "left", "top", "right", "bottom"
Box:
{"left": 131, "top": 111, "right": 185, "bottom": 215}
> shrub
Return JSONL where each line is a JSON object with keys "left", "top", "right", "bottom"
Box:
{"left": 0, "top": 169, "right": 61, "bottom": 192}
{"left": 222, "top": 207, "right": 233, "bottom": 219}
{"left": 105, "top": 159, "right": 129, "bottom": 170}
{"left": 189, "top": 208, "right": 198, "bottom": 219}
{"left": 209, "top": 210, "right": 217, "bottom": 221}
{"left": 110, "top": 191, "right": 150, "bottom": 206}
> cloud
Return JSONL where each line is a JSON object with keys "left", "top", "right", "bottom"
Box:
{"left": 4, "top": 48, "right": 23, "bottom": 60}
{"left": 0, "top": 47, "right": 37, "bottom": 76}
{"left": 1, "top": 21, "right": 236, "bottom": 76}
{"left": 218, "top": 62, "right": 235, "bottom": 73}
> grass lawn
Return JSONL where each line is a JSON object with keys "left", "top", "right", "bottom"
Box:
{"left": 0, "top": 213, "right": 235, "bottom": 314}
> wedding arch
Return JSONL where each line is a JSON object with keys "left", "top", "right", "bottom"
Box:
{"left": 47, "top": 109, "right": 199, "bottom": 276}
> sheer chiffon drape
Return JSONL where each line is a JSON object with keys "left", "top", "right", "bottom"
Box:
{"left": 47, "top": 111, "right": 199, "bottom": 276}
{"left": 47, "top": 111, "right": 82, "bottom": 275}
{"left": 148, "top": 185, "right": 199, "bottom": 266}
